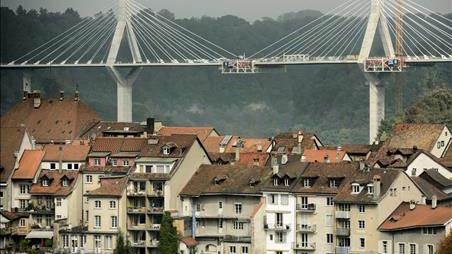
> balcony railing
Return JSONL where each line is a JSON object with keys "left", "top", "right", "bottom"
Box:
{"left": 336, "top": 227, "right": 350, "bottom": 236}
{"left": 336, "top": 246, "right": 351, "bottom": 254}
{"left": 127, "top": 207, "right": 146, "bottom": 214}
{"left": 127, "top": 190, "right": 146, "bottom": 196}
{"left": 296, "top": 224, "right": 316, "bottom": 232}
{"left": 293, "top": 242, "right": 316, "bottom": 251}
{"left": 264, "top": 223, "right": 291, "bottom": 231}
{"left": 335, "top": 211, "right": 350, "bottom": 219}
{"left": 147, "top": 207, "right": 164, "bottom": 214}
{"left": 128, "top": 224, "right": 147, "bottom": 230}
{"left": 131, "top": 241, "right": 146, "bottom": 248}
{"left": 150, "top": 224, "right": 161, "bottom": 231}
{"left": 148, "top": 240, "right": 159, "bottom": 248}
{"left": 147, "top": 189, "right": 164, "bottom": 197}
{"left": 296, "top": 203, "right": 316, "bottom": 213}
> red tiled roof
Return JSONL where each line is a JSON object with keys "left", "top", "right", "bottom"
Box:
{"left": 379, "top": 202, "right": 452, "bottom": 231}
{"left": 86, "top": 176, "right": 127, "bottom": 197}
{"left": 1, "top": 96, "right": 100, "bottom": 143}
{"left": 203, "top": 136, "right": 271, "bottom": 154}
{"left": 0, "top": 127, "right": 27, "bottom": 182}
{"left": 43, "top": 143, "right": 90, "bottom": 162}
{"left": 90, "top": 137, "right": 146, "bottom": 154}
{"left": 30, "top": 170, "right": 79, "bottom": 196}
{"left": 273, "top": 131, "right": 320, "bottom": 153}
{"left": 139, "top": 135, "right": 198, "bottom": 158}
{"left": 302, "top": 149, "right": 347, "bottom": 163}
{"left": 180, "top": 237, "right": 198, "bottom": 247}
{"left": 11, "top": 150, "right": 45, "bottom": 180}
{"left": 0, "top": 211, "right": 28, "bottom": 221}
{"left": 158, "top": 126, "right": 217, "bottom": 142}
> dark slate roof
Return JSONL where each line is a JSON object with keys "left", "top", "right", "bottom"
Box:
{"left": 420, "top": 169, "right": 452, "bottom": 188}
{"left": 262, "top": 160, "right": 310, "bottom": 192}
{"left": 180, "top": 164, "right": 271, "bottom": 196}
{"left": 411, "top": 177, "right": 448, "bottom": 200}
{"left": 139, "top": 135, "right": 198, "bottom": 158}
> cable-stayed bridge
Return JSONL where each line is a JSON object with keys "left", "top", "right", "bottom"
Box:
{"left": 1, "top": 0, "right": 451, "bottom": 143}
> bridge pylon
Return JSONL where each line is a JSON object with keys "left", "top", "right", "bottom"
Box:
{"left": 359, "top": 0, "right": 395, "bottom": 144}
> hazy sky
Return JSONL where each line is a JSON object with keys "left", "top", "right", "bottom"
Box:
{"left": 1, "top": 0, "right": 451, "bottom": 20}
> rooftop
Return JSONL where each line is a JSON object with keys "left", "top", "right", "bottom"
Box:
{"left": 85, "top": 176, "right": 128, "bottom": 197}
{"left": 43, "top": 142, "right": 90, "bottom": 162}
{"left": 0, "top": 126, "right": 27, "bottom": 182}
{"left": 386, "top": 123, "right": 446, "bottom": 151}
{"left": 158, "top": 126, "right": 218, "bottom": 142}
{"left": 11, "top": 150, "right": 45, "bottom": 180}
{"left": 90, "top": 137, "right": 147, "bottom": 154}
{"left": 302, "top": 149, "right": 348, "bottom": 163}
{"left": 379, "top": 202, "right": 452, "bottom": 231}
{"left": 30, "top": 170, "right": 79, "bottom": 196}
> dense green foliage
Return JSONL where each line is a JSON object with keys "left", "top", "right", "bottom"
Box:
{"left": 158, "top": 212, "right": 179, "bottom": 254}
{"left": 114, "top": 232, "right": 133, "bottom": 254}
{"left": 1, "top": 7, "right": 451, "bottom": 144}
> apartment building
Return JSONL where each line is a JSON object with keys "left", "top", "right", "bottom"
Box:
{"left": 128, "top": 134, "right": 211, "bottom": 254}
{"left": 28, "top": 170, "right": 81, "bottom": 247}
{"left": 58, "top": 176, "right": 128, "bottom": 253}
{"left": 261, "top": 158, "right": 308, "bottom": 254}
{"left": 378, "top": 202, "right": 452, "bottom": 254}
{"left": 334, "top": 168, "right": 426, "bottom": 254}
{"left": 291, "top": 162, "right": 359, "bottom": 254}
{"left": 0, "top": 210, "right": 29, "bottom": 250}
{"left": 179, "top": 164, "right": 270, "bottom": 254}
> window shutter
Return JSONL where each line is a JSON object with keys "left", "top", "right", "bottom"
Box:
{"left": 387, "top": 241, "right": 392, "bottom": 254}
{"left": 378, "top": 241, "right": 383, "bottom": 253}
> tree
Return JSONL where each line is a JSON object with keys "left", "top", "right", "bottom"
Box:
{"left": 114, "top": 232, "right": 133, "bottom": 254}
{"left": 437, "top": 232, "right": 452, "bottom": 254}
{"left": 158, "top": 212, "right": 179, "bottom": 254}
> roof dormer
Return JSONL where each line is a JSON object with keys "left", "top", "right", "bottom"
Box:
{"left": 162, "top": 142, "right": 177, "bottom": 155}
{"left": 351, "top": 183, "right": 362, "bottom": 194}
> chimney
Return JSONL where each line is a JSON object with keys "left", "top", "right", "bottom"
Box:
{"left": 146, "top": 118, "right": 155, "bottom": 135}
{"left": 31, "top": 137, "right": 36, "bottom": 149}
{"left": 413, "top": 145, "right": 418, "bottom": 152}
{"left": 324, "top": 154, "right": 330, "bottom": 163}
{"left": 281, "top": 154, "right": 288, "bottom": 165}
{"left": 74, "top": 90, "right": 80, "bottom": 101}
{"left": 23, "top": 73, "right": 32, "bottom": 94}
{"left": 271, "top": 156, "right": 279, "bottom": 174}
{"left": 409, "top": 200, "right": 416, "bottom": 210}
{"left": 235, "top": 142, "right": 241, "bottom": 162}
{"left": 219, "top": 145, "right": 225, "bottom": 153}
{"left": 58, "top": 146, "right": 64, "bottom": 173}
{"left": 23, "top": 91, "right": 28, "bottom": 101}
{"left": 359, "top": 161, "right": 365, "bottom": 170}
{"left": 297, "top": 131, "right": 303, "bottom": 143}
{"left": 373, "top": 175, "right": 381, "bottom": 199}
{"left": 431, "top": 195, "right": 437, "bottom": 209}
{"left": 32, "top": 91, "right": 41, "bottom": 108}
{"left": 59, "top": 91, "right": 64, "bottom": 101}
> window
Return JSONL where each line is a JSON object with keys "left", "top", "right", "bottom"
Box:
{"left": 19, "top": 218, "right": 26, "bottom": 227}
{"left": 303, "top": 178, "right": 311, "bottom": 188}
{"left": 95, "top": 200, "right": 101, "bottom": 208}
{"left": 367, "top": 184, "right": 374, "bottom": 194}
{"left": 123, "top": 160, "right": 129, "bottom": 166}
{"left": 56, "top": 198, "right": 62, "bottom": 206}
{"left": 229, "top": 246, "right": 236, "bottom": 254}
{"left": 111, "top": 216, "right": 118, "bottom": 228}
{"left": 327, "top": 234, "right": 333, "bottom": 244}
{"left": 359, "top": 205, "right": 366, "bottom": 213}
{"left": 19, "top": 184, "right": 29, "bottom": 194}
{"left": 36, "top": 215, "right": 42, "bottom": 224}
{"left": 74, "top": 164, "right": 79, "bottom": 170}
{"left": 329, "top": 179, "right": 338, "bottom": 188}
{"left": 86, "top": 175, "right": 93, "bottom": 183}
{"left": 95, "top": 215, "right": 101, "bottom": 228}
{"left": 63, "top": 235, "right": 69, "bottom": 247}
{"left": 62, "top": 178, "right": 68, "bottom": 187}
{"left": 104, "top": 235, "right": 112, "bottom": 249}
{"left": 269, "top": 234, "right": 273, "bottom": 241}
{"left": 382, "top": 241, "right": 388, "bottom": 253}
{"left": 284, "top": 178, "right": 289, "bottom": 186}
{"left": 218, "top": 219, "right": 223, "bottom": 229}
{"left": 360, "top": 238, "right": 365, "bottom": 248}
{"left": 352, "top": 183, "right": 360, "bottom": 193}
{"left": 235, "top": 203, "right": 242, "bottom": 214}
{"left": 196, "top": 203, "right": 201, "bottom": 212}
{"left": 273, "top": 178, "right": 279, "bottom": 186}
{"left": 50, "top": 163, "right": 56, "bottom": 170}
{"left": 109, "top": 201, "right": 116, "bottom": 209}
{"left": 270, "top": 194, "right": 277, "bottom": 205}
{"left": 339, "top": 204, "right": 350, "bottom": 211}
{"left": 275, "top": 232, "right": 285, "bottom": 243}
{"left": 112, "top": 159, "right": 117, "bottom": 166}
{"left": 67, "top": 163, "right": 72, "bottom": 170}
{"left": 410, "top": 243, "right": 416, "bottom": 254}
{"left": 411, "top": 168, "right": 417, "bottom": 176}
{"left": 20, "top": 199, "right": 28, "bottom": 209}
{"left": 326, "top": 197, "right": 334, "bottom": 206}
{"left": 163, "top": 147, "right": 170, "bottom": 155}
{"left": 426, "top": 244, "right": 434, "bottom": 254}
{"left": 94, "top": 235, "right": 101, "bottom": 248}
{"left": 280, "top": 195, "right": 288, "bottom": 205}
{"left": 358, "top": 220, "right": 365, "bottom": 230}
{"left": 94, "top": 159, "right": 100, "bottom": 166}
{"left": 233, "top": 221, "right": 244, "bottom": 230}
{"left": 42, "top": 179, "right": 49, "bottom": 186}
{"left": 422, "top": 227, "right": 437, "bottom": 235}
{"left": 242, "top": 246, "right": 249, "bottom": 254}
{"left": 219, "top": 201, "right": 223, "bottom": 209}
{"left": 399, "top": 243, "right": 405, "bottom": 254}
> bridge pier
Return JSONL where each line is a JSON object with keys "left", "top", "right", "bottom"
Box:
{"left": 366, "top": 73, "right": 385, "bottom": 144}
{"left": 107, "top": 67, "right": 142, "bottom": 122}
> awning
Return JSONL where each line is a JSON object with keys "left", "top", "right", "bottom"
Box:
{"left": 26, "top": 230, "right": 54, "bottom": 239}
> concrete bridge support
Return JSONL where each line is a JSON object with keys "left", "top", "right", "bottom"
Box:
{"left": 366, "top": 74, "right": 385, "bottom": 144}
{"left": 107, "top": 67, "right": 142, "bottom": 122}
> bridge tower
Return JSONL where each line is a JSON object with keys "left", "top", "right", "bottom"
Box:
{"left": 107, "top": 0, "right": 142, "bottom": 122}
{"left": 358, "top": 0, "right": 395, "bottom": 144}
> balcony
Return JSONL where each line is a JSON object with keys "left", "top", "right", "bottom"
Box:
{"left": 296, "top": 224, "right": 316, "bottom": 233}
{"left": 131, "top": 241, "right": 146, "bottom": 248}
{"left": 148, "top": 240, "right": 159, "bottom": 248}
{"left": 147, "top": 207, "right": 164, "bottom": 214}
{"left": 336, "top": 246, "right": 351, "bottom": 254}
{"left": 296, "top": 203, "right": 316, "bottom": 213}
{"left": 127, "top": 190, "right": 146, "bottom": 197}
{"left": 149, "top": 224, "right": 161, "bottom": 231}
{"left": 127, "top": 207, "right": 146, "bottom": 214}
{"left": 293, "top": 242, "right": 316, "bottom": 251}
{"left": 335, "top": 211, "right": 350, "bottom": 219}
{"left": 336, "top": 227, "right": 350, "bottom": 236}
{"left": 128, "top": 224, "right": 147, "bottom": 231}
{"left": 264, "top": 223, "right": 291, "bottom": 231}
{"left": 147, "top": 189, "right": 164, "bottom": 197}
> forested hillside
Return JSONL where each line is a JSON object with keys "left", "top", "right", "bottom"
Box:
{"left": 1, "top": 6, "right": 451, "bottom": 144}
